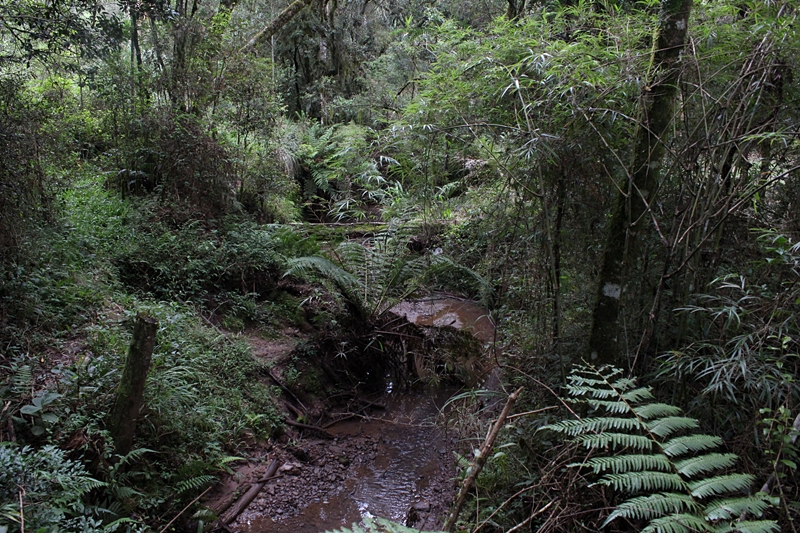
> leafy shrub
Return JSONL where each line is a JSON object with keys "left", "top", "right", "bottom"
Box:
{"left": 115, "top": 221, "right": 301, "bottom": 306}
{"left": 658, "top": 231, "right": 800, "bottom": 432}
{"left": 0, "top": 443, "right": 106, "bottom": 532}
{"left": 111, "top": 111, "right": 236, "bottom": 218}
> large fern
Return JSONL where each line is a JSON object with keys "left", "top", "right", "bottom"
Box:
{"left": 542, "top": 364, "right": 777, "bottom": 533}
{"left": 284, "top": 226, "right": 489, "bottom": 321}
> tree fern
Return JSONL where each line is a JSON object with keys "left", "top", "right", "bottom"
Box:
{"left": 542, "top": 364, "right": 777, "bottom": 533}
{"left": 285, "top": 227, "right": 489, "bottom": 321}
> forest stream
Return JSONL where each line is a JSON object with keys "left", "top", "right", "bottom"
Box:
{"left": 223, "top": 297, "right": 495, "bottom": 532}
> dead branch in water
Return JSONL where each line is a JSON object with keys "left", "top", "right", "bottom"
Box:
{"left": 218, "top": 459, "right": 280, "bottom": 526}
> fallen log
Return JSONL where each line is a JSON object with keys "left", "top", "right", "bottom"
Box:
{"left": 284, "top": 418, "right": 334, "bottom": 438}
{"left": 267, "top": 369, "right": 307, "bottom": 411}
{"left": 219, "top": 459, "right": 280, "bottom": 526}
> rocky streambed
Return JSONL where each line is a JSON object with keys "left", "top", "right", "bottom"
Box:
{"left": 224, "top": 389, "right": 455, "bottom": 532}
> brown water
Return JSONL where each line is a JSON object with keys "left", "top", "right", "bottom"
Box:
{"left": 240, "top": 389, "right": 454, "bottom": 532}
{"left": 238, "top": 297, "right": 494, "bottom": 533}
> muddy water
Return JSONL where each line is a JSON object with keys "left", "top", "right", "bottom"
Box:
{"left": 236, "top": 298, "right": 494, "bottom": 533}
{"left": 240, "top": 389, "right": 454, "bottom": 532}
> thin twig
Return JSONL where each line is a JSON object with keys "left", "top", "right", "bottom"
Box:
{"left": 506, "top": 500, "right": 556, "bottom": 533}
{"left": 158, "top": 486, "right": 212, "bottom": 533}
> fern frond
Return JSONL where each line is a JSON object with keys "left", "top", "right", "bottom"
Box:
{"left": 574, "top": 432, "right": 654, "bottom": 451}
{"left": 578, "top": 454, "right": 672, "bottom": 474}
{"left": 11, "top": 364, "right": 33, "bottom": 395}
{"left": 612, "top": 378, "right": 641, "bottom": 392}
{"left": 634, "top": 403, "right": 683, "bottom": 419}
{"left": 176, "top": 474, "right": 216, "bottom": 495}
{"left": 688, "top": 474, "right": 755, "bottom": 498}
{"left": 586, "top": 398, "right": 634, "bottom": 414}
{"left": 550, "top": 364, "right": 775, "bottom": 533}
{"left": 713, "top": 520, "right": 779, "bottom": 533}
{"left": 703, "top": 495, "right": 772, "bottom": 521}
{"left": 674, "top": 453, "right": 738, "bottom": 478}
{"left": 641, "top": 513, "right": 714, "bottom": 533}
{"left": 662, "top": 435, "right": 723, "bottom": 457}
{"left": 597, "top": 471, "right": 685, "bottom": 493}
{"left": 646, "top": 416, "right": 699, "bottom": 438}
{"left": 545, "top": 416, "right": 646, "bottom": 436}
{"left": 285, "top": 256, "right": 363, "bottom": 303}
{"left": 605, "top": 493, "right": 699, "bottom": 523}
{"left": 621, "top": 386, "right": 656, "bottom": 403}
{"left": 565, "top": 385, "right": 621, "bottom": 399}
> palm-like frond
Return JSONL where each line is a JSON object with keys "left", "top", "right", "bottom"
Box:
{"left": 542, "top": 364, "right": 777, "bottom": 533}
{"left": 284, "top": 227, "right": 489, "bottom": 321}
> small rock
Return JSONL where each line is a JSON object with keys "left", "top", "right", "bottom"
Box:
{"left": 412, "top": 502, "right": 431, "bottom": 512}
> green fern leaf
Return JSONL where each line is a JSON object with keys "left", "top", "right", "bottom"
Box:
{"left": 578, "top": 454, "right": 672, "bottom": 474}
{"left": 662, "top": 435, "right": 723, "bottom": 457}
{"left": 641, "top": 513, "right": 714, "bottom": 533}
{"left": 713, "top": 520, "right": 779, "bottom": 533}
{"left": 674, "top": 453, "right": 738, "bottom": 478}
{"left": 545, "top": 417, "right": 645, "bottom": 436}
{"left": 586, "top": 398, "right": 634, "bottom": 414}
{"left": 634, "top": 403, "right": 683, "bottom": 419}
{"left": 565, "top": 385, "right": 621, "bottom": 399}
{"left": 621, "top": 386, "right": 655, "bottom": 403}
{"left": 605, "top": 493, "right": 699, "bottom": 523}
{"left": 598, "top": 471, "right": 685, "bottom": 493}
{"left": 551, "top": 364, "right": 775, "bottom": 533}
{"left": 688, "top": 474, "right": 755, "bottom": 499}
{"left": 646, "top": 416, "right": 699, "bottom": 438}
{"left": 176, "top": 474, "right": 216, "bottom": 495}
{"left": 703, "top": 495, "right": 772, "bottom": 521}
{"left": 574, "top": 432, "right": 654, "bottom": 451}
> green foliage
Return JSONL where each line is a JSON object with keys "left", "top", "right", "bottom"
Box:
{"left": 0, "top": 0, "right": 122, "bottom": 66}
{"left": 0, "top": 443, "right": 107, "bottom": 532}
{"left": 543, "top": 364, "right": 778, "bottom": 533}
{"left": 285, "top": 225, "right": 489, "bottom": 321}
{"left": 659, "top": 231, "right": 800, "bottom": 424}
{"left": 115, "top": 220, "right": 308, "bottom": 311}
{"left": 286, "top": 121, "right": 390, "bottom": 221}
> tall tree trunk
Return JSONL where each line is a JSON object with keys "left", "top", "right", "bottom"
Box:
{"left": 588, "top": 0, "right": 693, "bottom": 365}
{"left": 108, "top": 313, "right": 158, "bottom": 456}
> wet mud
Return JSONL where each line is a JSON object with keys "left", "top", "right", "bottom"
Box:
{"left": 212, "top": 297, "right": 496, "bottom": 533}
{"left": 233, "top": 389, "right": 455, "bottom": 532}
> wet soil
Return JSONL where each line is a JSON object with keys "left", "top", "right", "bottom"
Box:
{"left": 207, "top": 297, "right": 496, "bottom": 532}
{"left": 232, "top": 389, "right": 455, "bottom": 532}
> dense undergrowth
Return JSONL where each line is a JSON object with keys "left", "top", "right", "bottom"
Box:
{"left": 2, "top": 0, "right": 800, "bottom": 532}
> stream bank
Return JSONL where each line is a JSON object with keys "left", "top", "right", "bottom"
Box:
{"left": 205, "top": 296, "right": 497, "bottom": 532}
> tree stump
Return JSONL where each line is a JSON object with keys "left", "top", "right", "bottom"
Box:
{"left": 108, "top": 313, "right": 158, "bottom": 456}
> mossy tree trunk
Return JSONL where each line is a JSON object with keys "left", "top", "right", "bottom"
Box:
{"left": 108, "top": 313, "right": 158, "bottom": 456}
{"left": 588, "top": 0, "right": 693, "bottom": 365}
{"left": 239, "top": 0, "right": 316, "bottom": 53}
